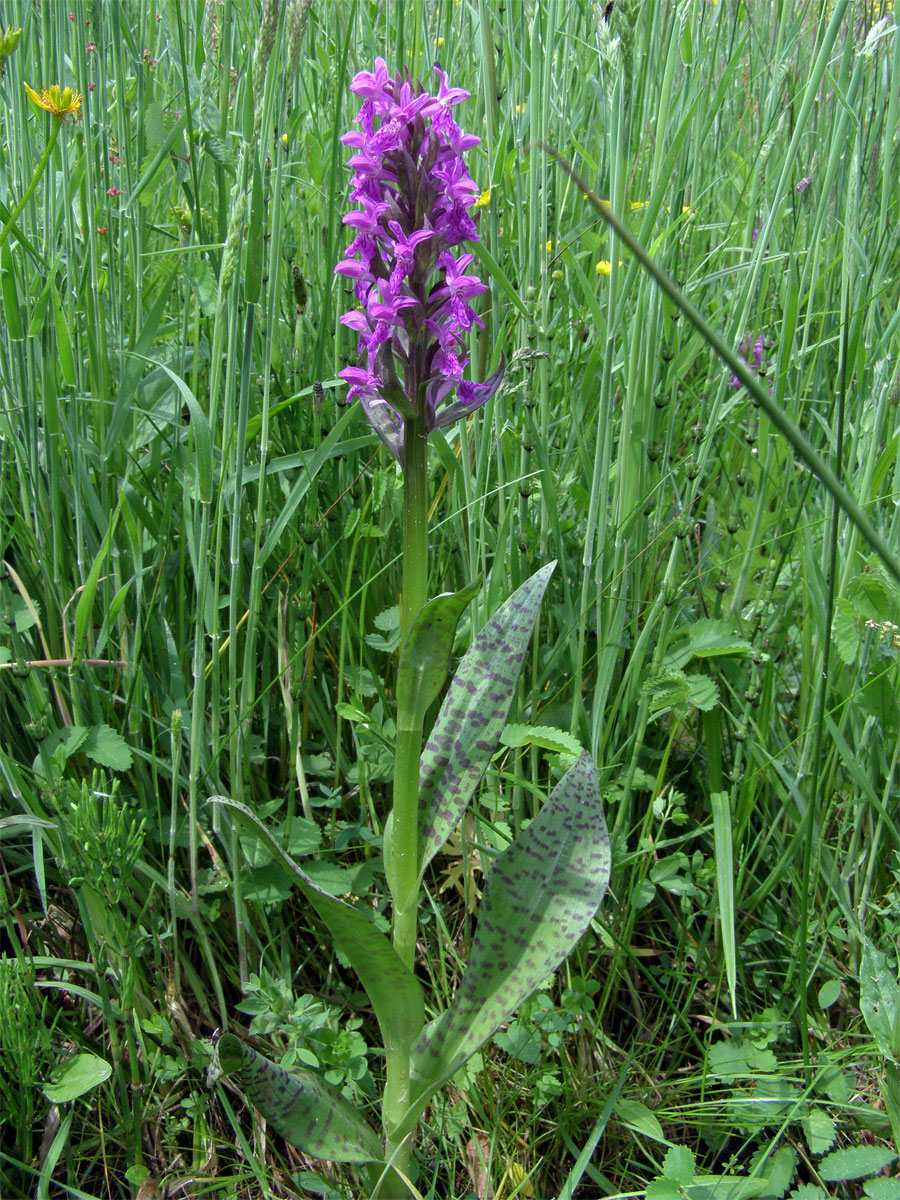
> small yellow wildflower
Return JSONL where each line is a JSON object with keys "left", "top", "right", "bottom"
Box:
{"left": 24, "top": 82, "right": 83, "bottom": 122}
{"left": 435, "top": 36, "right": 444, "bottom": 48}
{"left": 474, "top": 188, "right": 491, "bottom": 208}
{"left": 630, "top": 199, "right": 649, "bottom": 210}
{"left": 281, "top": 132, "right": 288, "bottom": 148}
{"left": 546, "top": 240, "right": 554, "bottom": 254}
{"left": 596, "top": 259, "right": 623, "bottom": 275}
{"left": 516, "top": 102, "right": 526, "bottom": 114}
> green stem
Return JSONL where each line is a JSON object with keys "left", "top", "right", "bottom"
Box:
{"left": 393, "top": 418, "right": 429, "bottom": 964}
{"left": 380, "top": 416, "right": 429, "bottom": 1191}
{"left": 0, "top": 119, "right": 61, "bottom": 251}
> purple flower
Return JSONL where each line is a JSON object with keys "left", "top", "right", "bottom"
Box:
{"left": 728, "top": 332, "right": 771, "bottom": 388}
{"left": 336, "top": 60, "right": 504, "bottom": 464}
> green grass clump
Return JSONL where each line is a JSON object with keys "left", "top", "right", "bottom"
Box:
{"left": 1, "top": 1, "right": 900, "bottom": 1196}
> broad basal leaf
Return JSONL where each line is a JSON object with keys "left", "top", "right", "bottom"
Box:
{"left": 418, "top": 562, "right": 555, "bottom": 872}
{"left": 406, "top": 753, "right": 609, "bottom": 1121}
{"left": 43, "top": 1052, "right": 111, "bottom": 1102}
{"left": 209, "top": 798, "right": 424, "bottom": 1058}
{"left": 215, "top": 1034, "right": 383, "bottom": 1164}
{"left": 859, "top": 937, "right": 900, "bottom": 1060}
{"left": 396, "top": 580, "right": 481, "bottom": 731}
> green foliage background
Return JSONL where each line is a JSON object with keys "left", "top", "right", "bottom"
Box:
{"left": 1, "top": 0, "right": 900, "bottom": 1196}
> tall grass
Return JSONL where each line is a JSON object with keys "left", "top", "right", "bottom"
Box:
{"left": 1, "top": 1, "right": 899, "bottom": 1196}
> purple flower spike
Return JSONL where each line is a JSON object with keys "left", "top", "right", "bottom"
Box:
{"left": 728, "top": 332, "right": 772, "bottom": 388}
{"left": 336, "top": 62, "right": 504, "bottom": 464}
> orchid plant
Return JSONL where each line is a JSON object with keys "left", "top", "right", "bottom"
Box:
{"left": 211, "top": 62, "right": 610, "bottom": 1198}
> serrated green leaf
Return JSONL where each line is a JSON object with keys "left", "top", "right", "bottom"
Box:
{"left": 788, "top": 1188, "right": 827, "bottom": 1200}
{"left": 418, "top": 563, "right": 555, "bottom": 871}
{"left": 689, "top": 618, "right": 753, "bottom": 659}
{"left": 282, "top": 817, "right": 322, "bottom": 856}
{"left": 662, "top": 1144, "right": 696, "bottom": 1185}
{"left": 753, "top": 1144, "right": 797, "bottom": 1200}
{"left": 708, "top": 1039, "right": 750, "bottom": 1079}
{"left": 210, "top": 797, "right": 423, "bottom": 1061}
{"left": 849, "top": 571, "right": 896, "bottom": 622}
{"left": 36, "top": 725, "right": 90, "bottom": 775}
{"left": 819, "top": 1145, "right": 897, "bottom": 1182}
{"left": 802, "top": 1107, "right": 836, "bottom": 1155}
{"left": 215, "top": 1035, "right": 382, "bottom": 1163}
{"left": 686, "top": 673, "right": 719, "bottom": 712}
{"left": 499, "top": 723, "right": 584, "bottom": 757}
{"left": 43, "top": 1052, "right": 111, "bottom": 1102}
{"left": 832, "top": 598, "right": 860, "bottom": 665}
{"left": 407, "top": 753, "right": 608, "bottom": 1125}
{"left": 81, "top": 724, "right": 133, "bottom": 771}
{"left": 396, "top": 580, "right": 480, "bottom": 732}
{"left": 863, "top": 1178, "right": 900, "bottom": 1200}
{"left": 860, "top": 937, "right": 900, "bottom": 1059}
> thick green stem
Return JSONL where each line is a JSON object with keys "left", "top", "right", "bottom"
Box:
{"left": 379, "top": 416, "right": 429, "bottom": 1191}
{"left": 392, "top": 415, "right": 428, "bottom": 967}
{"left": 0, "top": 119, "right": 61, "bottom": 251}
{"left": 399, "top": 418, "right": 429, "bottom": 646}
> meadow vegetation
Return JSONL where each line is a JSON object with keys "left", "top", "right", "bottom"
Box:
{"left": 2, "top": 0, "right": 900, "bottom": 1197}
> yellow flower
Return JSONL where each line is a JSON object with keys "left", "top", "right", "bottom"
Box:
{"left": 596, "top": 259, "right": 623, "bottom": 275}
{"left": 24, "top": 82, "right": 83, "bottom": 122}
{"left": 474, "top": 188, "right": 491, "bottom": 208}
{"left": 546, "top": 240, "right": 554, "bottom": 253}
{"left": 0, "top": 26, "right": 22, "bottom": 77}
{"left": 630, "top": 199, "right": 649, "bottom": 210}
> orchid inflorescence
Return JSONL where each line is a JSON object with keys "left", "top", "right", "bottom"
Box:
{"left": 336, "top": 58, "right": 504, "bottom": 465}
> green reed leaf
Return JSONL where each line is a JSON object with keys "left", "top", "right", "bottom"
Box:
{"left": 214, "top": 1034, "right": 383, "bottom": 1164}
{"left": 406, "top": 753, "right": 609, "bottom": 1119}
{"left": 210, "top": 797, "right": 424, "bottom": 1059}
{"left": 418, "top": 562, "right": 555, "bottom": 871}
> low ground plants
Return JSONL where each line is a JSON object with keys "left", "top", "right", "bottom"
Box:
{"left": 2, "top": 1, "right": 900, "bottom": 1197}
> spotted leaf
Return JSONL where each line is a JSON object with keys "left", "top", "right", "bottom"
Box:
{"left": 403, "top": 753, "right": 609, "bottom": 1130}
{"left": 215, "top": 1034, "right": 383, "bottom": 1163}
{"left": 209, "top": 797, "right": 424, "bottom": 1059}
{"left": 418, "top": 562, "right": 555, "bottom": 871}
